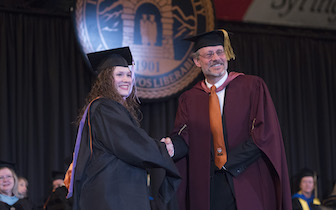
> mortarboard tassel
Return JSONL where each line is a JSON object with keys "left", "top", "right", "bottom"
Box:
{"left": 220, "top": 29, "right": 236, "bottom": 61}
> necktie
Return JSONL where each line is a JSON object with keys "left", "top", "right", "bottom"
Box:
{"left": 209, "top": 85, "right": 227, "bottom": 169}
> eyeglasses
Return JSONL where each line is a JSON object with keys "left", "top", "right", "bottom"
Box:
{"left": 0, "top": 175, "right": 13, "bottom": 181}
{"left": 199, "top": 50, "right": 225, "bottom": 59}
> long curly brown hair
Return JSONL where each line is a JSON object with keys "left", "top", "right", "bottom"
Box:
{"left": 77, "top": 66, "right": 141, "bottom": 125}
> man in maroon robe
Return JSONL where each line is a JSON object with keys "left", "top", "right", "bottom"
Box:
{"left": 163, "top": 30, "right": 292, "bottom": 210}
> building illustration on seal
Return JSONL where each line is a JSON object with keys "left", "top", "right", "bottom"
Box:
{"left": 121, "top": 0, "right": 176, "bottom": 75}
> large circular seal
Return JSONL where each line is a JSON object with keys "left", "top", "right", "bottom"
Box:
{"left": 74, "top": 0, "right": 215, "bottom": 99}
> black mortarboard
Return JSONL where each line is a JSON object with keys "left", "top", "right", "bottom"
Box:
{"left": 298, "top": 168, "right": 315, "bottom": 180}
{"left": 87, "top": 46, "right": 133, "bottom": 74}
{"left": 0, "top": 160, "right": 16, "bottom": 170}
{"left": 184, "top": 29, "right": 236, "bottom": 60}
{"left": 185, "top": 30, "right": 224, "bottom": 52}
{"left": 52, "top": 171, "right": 65, "bottom": 181}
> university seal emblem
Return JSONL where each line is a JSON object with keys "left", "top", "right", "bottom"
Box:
{"left": 74, "top": 0, "right": 215, "bottom": 99}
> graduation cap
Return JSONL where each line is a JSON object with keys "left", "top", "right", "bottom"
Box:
{"left": 184, "top": 29, "right": 236, "bottom": 60}
{"left": 294, "top": 168, "right": 316, "bottom": 190}
{"left": 298, "top": 168, "right": 315, "bottom": 180}
{"left": 0, "top": 160, "right": 16, "bottom": 170}
{"left": 87, "top": 46, "right": 133, "bottom": 74}
{"left": 52, "top": 171, "right": 65, "bottom": 181}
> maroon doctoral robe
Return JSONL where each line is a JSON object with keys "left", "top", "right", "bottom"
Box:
{"left": 171, "top": 74, "right": 292, "bottom": 210}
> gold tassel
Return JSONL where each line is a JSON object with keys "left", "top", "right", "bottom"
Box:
{"left": 220, "top": 29, "right": 236, "bottom": 61}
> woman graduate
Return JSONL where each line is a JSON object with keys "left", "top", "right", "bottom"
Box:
{"left": 65, "top": 47, "right": 180, "bottom": 210}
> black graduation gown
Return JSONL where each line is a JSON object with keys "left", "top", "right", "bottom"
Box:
{"left": 0, "top": 199, "right": 33, "bottom": 210}
{"left": 44, "top": 186, "right": 72, "bottom": 210}
{"left": 72, "top": 98, "right": 180, "bottom": 210}
{"left": 292, "top": 197, "right": 321, "bottom": 210}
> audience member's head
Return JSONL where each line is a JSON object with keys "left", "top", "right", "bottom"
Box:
{"left": 0, "top": 161, "right": 19, "bottom": 197}
{"left": 17, "top": 176, "right": 28, "bottom": 199}
{"left": 51, "top": 171, "right": 65, "bottom": 191}
{"left": 297, "top": 168, "right": 316, "bottom": 197}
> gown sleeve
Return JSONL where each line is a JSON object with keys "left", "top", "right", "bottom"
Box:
{"left": 91, "top": 100, "right": 177, "bottom": 172}
{"left": 224, "top": 137, "right": 262, "bottom": 177}
{"left": 170, "top": 93, "right": 190, "bottom": 161}
{"left": 249, "top": 78, "right": 292, "bottom": 210}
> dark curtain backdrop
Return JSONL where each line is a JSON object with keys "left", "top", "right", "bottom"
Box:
{"left": 1, "top": 9, "right": 336, "bottom": 208}
{"left": 221, "top": 21, "right": 336, "bottom": 198}
{"left": 0, "top": 11, "right": 94, "bottom": 207}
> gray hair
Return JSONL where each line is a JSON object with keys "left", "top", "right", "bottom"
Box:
{"left": 191, "top": 51, "right": 200, "bottom": 60}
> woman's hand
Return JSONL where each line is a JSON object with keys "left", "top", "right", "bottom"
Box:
{"left": 160, "top": 137, "right": 174, "bottom": 157}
